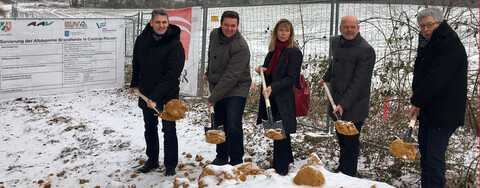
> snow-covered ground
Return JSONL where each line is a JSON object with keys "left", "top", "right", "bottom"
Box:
{"left": 0, "top": 88, "right": 394, "bottom": 187}
{"left": 0, "top": 1, "right": 478, "bottom": 187}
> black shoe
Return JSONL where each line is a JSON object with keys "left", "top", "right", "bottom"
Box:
{"left": 210, "top": 158, "right": 228, "bottom": 165}
{"left": 137, "top": 162, "right": 159, "bottom": 173}
{"left": 334, "top": 166, "right": 342, "bottom": 173}
{"left": 229, "top": 160, "right": 243, "bottom": 166}
{"left": 165, "top": 168, "right": 176, "bottom": 176}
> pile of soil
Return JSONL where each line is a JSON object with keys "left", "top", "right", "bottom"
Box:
{"left": 293, "top": 154, "right": 325, "bottom": 186}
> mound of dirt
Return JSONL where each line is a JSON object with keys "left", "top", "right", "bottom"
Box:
{"left": 293, "top": 166, "right": 325, "bottom": 186}
{"left": 301, "top": 153, "right": 324, "bottom": 168}
{"left": 294, "top": 153, "right": 325, "bottom": 186}
{"left": 198, "top": 165, "right": 243, "bottom": 188}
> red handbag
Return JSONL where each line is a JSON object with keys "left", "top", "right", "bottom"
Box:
{"left": 294, "top": 74, "right": 310, "bottom": 116}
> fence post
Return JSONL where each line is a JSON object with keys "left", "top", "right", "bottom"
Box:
{"left": 199, "top": 3, "right": 208, "bottom": 97}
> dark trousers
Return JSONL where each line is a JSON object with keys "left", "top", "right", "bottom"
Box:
{"left": 418, "top": 120, "right": 457, "bottom": 188}
{"left": 142, "top": 108, "right": 178, "bottom": 170}
{"left": 214, "top": 96, "right": 246, "bottom": 165}
{"left": 273, "top": 134, "right": 294, "bottom": 174}
{"left": 336, "top": 121, "right": 363, "bottom": 177}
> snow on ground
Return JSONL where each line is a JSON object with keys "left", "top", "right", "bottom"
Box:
{"left": 0, "top": 88, "right": 394, "bottom": 187}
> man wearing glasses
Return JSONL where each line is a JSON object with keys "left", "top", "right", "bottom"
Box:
{"left": 409, "top": 7, "right": 467, "bottom": 187}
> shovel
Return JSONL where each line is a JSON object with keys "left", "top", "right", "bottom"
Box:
{"left": 322, "top": 83, "right": 359, "bottom": 136}
{"left": 133, "top": 88, "right": 187, "bottom": 121}
{"left": 389, "top": 115, "right": 418, "bottom": 160}
{"left": 204, "top": 106, "right": 226, "bottom": 144}
{"left": 260, "top": 70, "right": 285, "bottom": 140}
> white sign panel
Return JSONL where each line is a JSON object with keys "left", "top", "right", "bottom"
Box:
{"left": 0, "top": 19, "right": 125, "bottom": 100}
{"left": 168, "top": 7, "right": 201, "bottom": 96}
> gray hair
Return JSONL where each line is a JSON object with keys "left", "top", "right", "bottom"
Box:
{"left": 152, "top": 8, "right": 169, "bottom": 19}
{"left": 417, "top": 7, "right": 444, "bottom": 23}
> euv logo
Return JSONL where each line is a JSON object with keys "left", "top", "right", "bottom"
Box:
{"left": 96, "top": 22, "right": 106, "bottom": 28}
{"left": 27, "top": 21, "right": 54, "bottom": 26}
{"left": 65, "top": 21, "right": 88, "bottom": 29}
{"left": 64, "top": 30, "right": 70, "bottom": 37}
{"left": 0, "top": 22, "right": 12, "bottom": 32}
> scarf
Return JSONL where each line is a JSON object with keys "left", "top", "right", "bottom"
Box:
{"left": 266, "top": 39, "right": 289, "bottom": 76}
{"left": 418, "top": 33, "right": 430, "bottom": 48}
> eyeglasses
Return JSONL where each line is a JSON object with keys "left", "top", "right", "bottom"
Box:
{"left": 419, "top": 22, "right": 439, "bottom": 29}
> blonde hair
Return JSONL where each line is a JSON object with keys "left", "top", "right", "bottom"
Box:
{"left": 268, "top": 19, "right": 296, "bottom": 52}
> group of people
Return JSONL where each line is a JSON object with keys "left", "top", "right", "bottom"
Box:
{"left": 129, "top": 7, "right": 467, "bottom": 188}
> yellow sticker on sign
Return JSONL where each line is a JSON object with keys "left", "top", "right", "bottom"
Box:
{"left": 211, "top": 16, "right": 219, "bottom": 22}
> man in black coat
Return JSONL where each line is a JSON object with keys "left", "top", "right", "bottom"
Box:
{"left": 129, "top": 8, "right": 185, "bottom": 176}
{"left": 409, "top": 7, "right": 467, "bottom": 187}
{"left": 318, "top": 15, "right": 376, "bottom": 177}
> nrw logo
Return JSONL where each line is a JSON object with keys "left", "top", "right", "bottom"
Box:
{"left": 96, "top": 22, "right": 106, "bottom": 28}
{"left": 65, "top": 21, "right": 87, "bottom": 29}
{"left": 0, "top": 22, "right": 12, "bottom": 32}
{"left": 65, "top": 30, "right": 70, "bottom": 37}
{"left": 27, "top": 21, "right": 54, "bottom": 26}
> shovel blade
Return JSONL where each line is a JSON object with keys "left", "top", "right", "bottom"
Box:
{"left": 262, "top": 119, "right": 286, "bottom": 138}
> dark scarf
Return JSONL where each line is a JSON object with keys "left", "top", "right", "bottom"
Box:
{"left": 418, "top": 33, "right": 430, "bottom": 48}
{"left": 152, "top": 32, "right": 163, "bottom": 42}
{"left": 266, "top": 39, "right": 289, "bottom": 76}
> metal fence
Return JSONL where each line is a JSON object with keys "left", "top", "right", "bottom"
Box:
{"left": 127, "top": 1, "right": 479, "bottom": 96}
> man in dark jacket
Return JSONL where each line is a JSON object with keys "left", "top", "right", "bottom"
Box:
{"left": 409, "top": 7, "right": 467, "bottom": 188}
{"left": 318, "top": 15, "right": 376, "bottom": 177}
{"left": 129, "top": 8, "right": 185, "bottom": 176}
{"left": 203, "top": 11, "right": 251, "bottom": 166}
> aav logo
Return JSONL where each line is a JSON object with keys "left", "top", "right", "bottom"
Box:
{"left": 27, "top": 21, "right": 54, "bottom": 26}
{"left": 96, "top": 22, "right": 106, "bottom": 28}
{"left": 0, "top": 22, "right": 12, "bottom": 32}
{"left": 64, "top": 21, "right": 88, "bottom": 29}
{"left": 65, "top": 30, "right": 70, "bottom": 37}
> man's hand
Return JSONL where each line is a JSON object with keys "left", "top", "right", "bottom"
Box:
{"left": 333, "top": 105, "right": 344, "bottom": 117}
{"left": 263, "top": 86, "right": 272, "bottom": 98}
{"left": 207, "top": 102, "right": 214, "bottom": 109}
{"left": 318, "top": 79, "right": 326, "bottom": 86}
{"left": 203, "top": 75, "right": 208, "bottom": 81}
{"left": 409, "top": 105, "right": 420, "bottom": 118}
{"left": 147, "top": 99, "right": 157, "bottom": 109}
{"left": 128, "top": 87, "right": 137, "bottom": 94}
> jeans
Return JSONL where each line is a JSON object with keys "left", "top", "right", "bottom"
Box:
{"left": 418, "top": 120, "right": 457, "bottom": 188}
{"left": 336, "top": 121, "right": 363, "bottom": 177}
{"left": 142, "top": 108, "right": 178, "bottom": 170}
{"left": 213, "top": 96, "right": 247, "bottom": 165}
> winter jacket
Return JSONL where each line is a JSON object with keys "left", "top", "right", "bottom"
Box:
{"left": 130, "top": 23, "right": 185, "bottom": 110}
{"left": 411, "top": 21, "right": 467, "bottom": 128}
{"left": 256, "top": 47, "right": 303, "bottom": 134}
{"left": 206, "top": 28, "right": 251, "bottom": 103}
{"left": 322, "top": 33, "right": 376, "bottom": 123}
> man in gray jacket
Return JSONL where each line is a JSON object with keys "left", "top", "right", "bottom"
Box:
{"left": 203, "top": 10, "right": 251, "bottom": 166}
{"left": 318, "top": 15, "right": 375, "bottom": 177}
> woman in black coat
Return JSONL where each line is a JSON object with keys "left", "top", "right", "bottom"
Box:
{"left": 255, "top": 19, "right": 303, "bottom": 175}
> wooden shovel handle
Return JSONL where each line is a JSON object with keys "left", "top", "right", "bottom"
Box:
{"left": 322, "top": 83, "right": 337, "bottom": 109}
{"left": 133, "top": 88, "right": 160, "bottom": 114}
{"left": 260, "top": 70, "right": 271, "bottom": 108}
{"left": 408, "top": 115, "right": 417, "bottom": 128}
